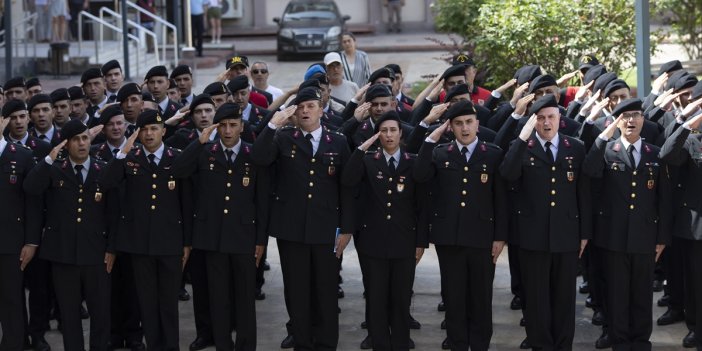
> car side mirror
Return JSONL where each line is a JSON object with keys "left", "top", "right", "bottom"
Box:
{"left": 273, "top": 17, "right": 281, "bottom": 24}
{"left": 342, "top": 15, "right": 351, "bottom": 22}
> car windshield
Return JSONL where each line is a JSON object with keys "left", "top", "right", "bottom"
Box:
{"left": 283, "top": 3, "right": 337, "bottom": 21}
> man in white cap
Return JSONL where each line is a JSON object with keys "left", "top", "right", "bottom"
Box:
{"left": 325, "top": 52, "right": 359, "bottom": 104}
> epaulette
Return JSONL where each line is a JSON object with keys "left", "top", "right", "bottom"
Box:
{"left": 280, "top": 125, "right": 297, "bottom": 132}
{"left": 8, "top": 143, "right": 17, "bottom": 153}
{"left": 20, "top": 143, "right": 31, "bottom": 151}
{"left": 435, "top": 143, "right": 451, "bottom": 149}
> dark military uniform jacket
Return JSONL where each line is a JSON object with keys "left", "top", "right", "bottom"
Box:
{"left": 582, "top": 137, "right": 672, "bottom": 253}
{"left": 500, "top": 133, "right": 592, "bottom": 252}
{"left": 415, "top": 139, "right": 508, "bottom": 248}
{"left": 251, "top": 125, "right": 354, "bottom": 244}
{"left": 0, "top": 142, "right": 42, "bottom": 254}
{"left": 170, "top": 140, "right": 269, "bottom": 254}
{"left": 341, "top": 148, "right": 429, "bottom": 258}
{"left": 29, "top": 126, "right": 62, "bottom": 147}
{"left": 101, "top": 144, "right": 193, "bottom": 256}
{"left": 9, "top": 134, "right": 52, "bottom": 162}
{"left": 24, "top": 158, "right": 114, "bottom": 265}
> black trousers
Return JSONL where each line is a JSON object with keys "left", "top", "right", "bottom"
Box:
{"left": 682, "top": 239, "right": 702, "bottom": 349}
{"left": 360, "top": 253, "right": 414, "bottom": 351}
{"left": 191, "top": 14, "right": 204, "bottom": 56}
{"left": 187, "top": 249, "right": 213, "bottom": 341}
{"left": 277, "top": 239, "right": 338, "bottom": 351}
{"left": 589, "top": 245, "right": 608, "bottom": 319}
{"left": 663, "top": 237, "right": 686, "bottom": 314}
{"left": 605, "top": 250, "right": 655, "bottom": 351}
{"left": 255, "top": 248, "right": 267, "bottom": 291}
{"left": 110, "top": 253, "right": 143, "bottom": 345}
{"left": 519, "top": 249, "right": 577, "bottom": 350}
{"left": 52, "top": 262, "right": 111, "bottom": 351}
{"left": 507, "top": 243, "right": 523, "bottom": 305}
{"left": 131, "top": 254, "right": 181, "bottom": 351}
{"left": 436, "top": 246, "right": 495, "bottom": 351}
{"left": 0, "top": 254, "right": 24, "bottom": 350}
{"left": 23, "top": 257, "right": 52, "bottom": 340}
{"left": 206, "top": 251, "right": 256, "bottom": 351}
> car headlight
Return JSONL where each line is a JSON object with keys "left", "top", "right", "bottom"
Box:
{"left": 327, "top": 26, "right": 341, "bottom": 38}
{"left": 280, "top": 28, "right": 294, "bottom": 39}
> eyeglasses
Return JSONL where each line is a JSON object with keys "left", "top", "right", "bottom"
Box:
{"left": 620, "top": 112, "right": 643, "bottom": 120}
{"left": 251, "top": 69, "right": 268, "bottom": 74}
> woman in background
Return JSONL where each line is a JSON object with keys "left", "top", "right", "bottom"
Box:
{"left": 339, "top": 32, "right": 372, "bottom": 87}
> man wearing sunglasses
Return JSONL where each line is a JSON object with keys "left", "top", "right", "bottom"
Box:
{"left": 251, "top": 61, "right": 283, "bottom": 102}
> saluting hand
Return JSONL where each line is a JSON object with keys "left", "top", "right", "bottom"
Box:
{"left": 586, "top": 98, "right": 610, "bottom": 122}
{"left": 428, "top": 80, "right": 445, "bottom": 101}
{"left": 0, "top": 117, "right": 10, "bottom": 136}
{"left": 359, "top": 132, "right": 380, "bottom": 151}
{"left": 599, "top": 115, "right": 623, "bottom": 140}
{"left": 510, "top": 82, "right": 530, "bottom": 106}
{"left": 415, "top": 247, "right": 425, "bottom": 265}
{"left": 653, "top": 88, "right": 674, "bottom": 107}
{"left": 353, "top": 102, "right": 372, "bottom": 122}
{"left": 556, "top": 70, "right": 579, "bottom": 87}
{"left": 165, "top": 107, "right": 190, "bottom": 126}
{"left": 270, "top": 105, "right": 297, "bottom": 128}
{"left": 580, "top": 89, "right": 602, "bottom": 116}
{"left": 651, "top": 72, "right": 669, "bottom": 94}
{"left": 215, "top": 69, "right": 230, "bottom": 82}
{"left": 88, "top": 124, "right": 104, "bottom": 142}
{"left": 199, "top": 123, "right": 219, "bottom": 144}
{"left": 579, "top": 239, "right": 588, "bottom": 259}
{"left": 518, "top": 114, "right": 538, "bottom": 142}
{"left": 335, "top": 234, "right": 352, "bottom": 258}
{"left": 354, "top": 83, "right": 372, "bottom": 102}
{"left": 683, "top": 101, "right": 702, "bottom": 129}
{"left": 423, "top": 103, "right": 448, "bottom": 125}
{"left": 495, "top": 78, "right": 517, "bottom": 95}
{"left": 254, "top": 245, "right": 265, "bottom": 267}
{"left": 48, "top": 140, "right": 68, "bottom": 162}
{"left": 19, "top": 245, "right": 36, "bottom": 271}
{"left": 121, "top": 128, "right": 140, "bottom": 155}
{"left": 105, "top": 252, "right": 115, "bottom": 273}
{"left": 514, "top": 93, "right": 535, "bottom": 116}
{"left": 574, "top": 81, "right": 594, "bottom": 102}
{"left": 427, "top": 120, "right": 450, "bottom": 143}
{"left": 492, "top": 241, "right": 505, "bottom": 264}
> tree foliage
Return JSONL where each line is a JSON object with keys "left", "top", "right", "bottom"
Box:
{"left": 658, "top": 0, "right": 702, "bottom": 61}
{"left": 432, "top": 0, "right": 662, "bottom": 88}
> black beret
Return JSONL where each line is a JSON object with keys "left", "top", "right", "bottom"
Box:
{"left": 25, "top": 77, "right": 40, "bottom": 89}
{"left": 299, "top": 79, "right": 322, "bottom": 91}
{"left": 369, "top": 67, "right": 395, "bottom": 84}
{"left": 444, "top": 84, "right": 470, "bottom": 102}
{"left": 515, "top": 65, "right": 542, "bottom": 85}
{"left": 583, "top": 64, "right": 607, "bottom": 85}
{"left": 291, "top": 87, "right": 322, "bottom": 106}
{"left": 444, "top": 100, "right": 477, "bottom": 121}
{"left": 101, "top": 59, "right": 122, "bottom": 75}
{"left": 168, "top": 78, "right": 177, "bottom": 90}
{"left": 27, "top": 93, "right": 52, "bottom": 111}
{"left": 3, "top": 76, "right": 25, "bottom": 90}
{"left": 136, "top": 109, "right": 163, "bottom": 128}
{"left": 452, "top": 53, "right": 475, "bottom": 67}
{"left": 578, "top": 54, "right": 599, "bottom": 70}
{"left": 50, "top": 88, "right": 71, "bottom": 103}
{"left": 385, "top": 64, "right": 402, "bottom": 76}
{"left": 67, "top": 86, "right": 85, "bottom": 100}
{"left": 603, "top": 79, "right": 630, "bottom": 98}
{"left": 189, "top": 94, "right": 215, "bottom": 111}
{"left": 441, "top": 65, "right": 466, "bottom": 80}
{"left": 593, "top": 72, "right": 618, "bottom": 95}
{"left": 117, "top": 82, "right": 142, "bottom": 102}
{"left": 674, "top": 74, "right": 698, "bottom": 93}
{"left": 527, "top": 75, "right": 558, "bottom": 93}
{"left": 170, "top": 64, "right": 192, "bottom": 79}
{"left": 665, "top": 71, "right": 688, "bottom": 91}
{"left": 611, "top": 98, "right": 643, "bottom": 117}
{"left": 227, "top": 75, "right": 249, "bottom": 92}
{"left": 226, "top": 55, "right": 249, "bottom": 70}
{"left": 213, "top": 102, "right": 242, "bottom": 123}
{"left": 142, "top": 91, "right": 156, "bottom": 103}
{"left": 1, "top": 99, "right": 28, "bottom": 117}
{"left": 374, "top": 110, "right": 402, "bottom": 133}
{"left": 61, "top": 119, "right": 89, "bottom": 141}
{"left": 691, "top": 81, "right": 702, "bottom": 101}
{"left": 98, "top": 105, "right": 124, "bottom": 125}
{"left": 81, "top": 68, "right": 103, "bottom": 84}
{"left": 203, "top": 82, "right": 229, "bottom": 96}
{"left": 658, "top": 60, "right": 682, "bottom": 76}
{"left": 528, "top": 94, "right": 559, "bottom": 116}
{"left": 311, "top": 73, "right": 329, "bottom": 85}
{"left": 365, "top": 84, "right": 392, "bottom": 102}
{"left": 144, "top": 65, "right": 169, "bottom": 81}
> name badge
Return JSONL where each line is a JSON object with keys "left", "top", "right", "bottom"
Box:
{"left": 567, "top": 171, "right": 574, "bottom": 182}
{"left": 94, "top": 192, "right": 103, "bottom": 202}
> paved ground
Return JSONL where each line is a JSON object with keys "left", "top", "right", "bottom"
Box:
{"left": 4, "top": 30, "right": 694, "bottom": 350}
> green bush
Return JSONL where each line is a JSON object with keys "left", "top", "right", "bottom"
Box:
{"left": 658, "top": 0, "right": 702, "bottom": 61}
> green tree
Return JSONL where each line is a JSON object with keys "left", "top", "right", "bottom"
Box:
{"left": 658, "top": 0, "right": 702, "bottom": 61}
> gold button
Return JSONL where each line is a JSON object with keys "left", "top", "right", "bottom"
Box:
{"left": 77, "top": 218, "right": 81, "bottom": 223}
{"left": 633, "top": 171, "right": 637, "bottom": 176}
{"left": 460, "top": 202, "right": 466, "bottom": 207}
{"left": 224, "top": 209, "right": 229, "bottom": 214}
{"left": 389, "top": 178, "right": 393, "bottom": 182}
{"left": 462, "top": 190, "right": 467, "bottom": 195}
{"left": 550, "top": 201, "right": 556, "bottom": 207}
{"left": 311, "top": 158, "right": 316, "bottom": 163}
{"left": 631, "top": 193, "right": 636, "bottom": 198}
{"left": 464, "top": 166, "right": 468, "bottom": 171}
{"left": 227, "top": 182, "right": 231, "bottom": 188}
{"left": 551, "top": 178, "right": 556, "bottom": 183}
{"left": 309, "top": 170, "right": 314, "bottom": 175}
{"left": 386, "top": 215, "right": 391, "bottom": 220}
{"left": 387, "top": 202, "right": 392, "bottom": 207}
{"left": 152, "top": 174, "right": 157, "bottom": 179}
{"left": 151, "top": 195, "right": 156, "bottom": 200}
{"left": 551, "top": 190, "right": 556, "bottom": 195}
{"left": 77, "top": 208, "right": 82, "bottom": 213}
{"left": 309, "top": 182, "right": 314, "bottom": 187}
{"left": 551, "top": 166, "right": 556, "bottom": 171}
{"left": 151, "top": 205, "right": 156, "bottom": 210}
{"left": 632, "top": 182, "right": 637, "bottom": 187}
{"left": 630, "top": 204, "right": 635, "bottom": 210}
{"left": 463, "top": 178, "right": 467, "bottom": 183}
{"left": 78, "top": 198, "right": 83, "bottom": 203}
{"left": 228, "top": 170, "right": 233, "bottom": 175}
{"left": 152, "top": 184, "right": 157, "bottom": 189}
{"left": 225, "top": 196, "right": 230, "bottom": 201}
{"left": 79, "top": 189, "right": 83, "bottom": 193}
{"left": 387, "top": 190, "right": 392, "bottom": 195}
{"left": 308, "top": 194, "right": 312, "bottom": 199}
{"left": 17, "top": 217, "right": 21, "bottom": 222}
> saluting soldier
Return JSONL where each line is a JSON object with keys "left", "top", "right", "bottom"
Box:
{"left": 3, "top": 98, "right": 52, "bottom": 161}
{"left": 3, "top": 76, "right": 28, "bottom": 101}
{"left": 81, "top": 68, "right": 109, "bottom": 127}
{"left": 582, "top": 98, "right": 672, "bottom": 350}
{"left": 171, "top": 102, "right": 270, "bottom": 351}
{"left": 166, "top": 94, "right": 218, "bottom": 150}
{"left": 342, "top": 110, "right": 428, "bottom": 351}
{"left": 28, "top": 93, "right": 62, "bottom": 146}
{"left": 91, "top": 105, "right": 128, "bottom": 162}
{"left": 145, "top": 66, "right": 183, "bottom": 121}
{"left": 0, "top": 100, "right": 42, "bottom": 351}
{"left": 251, "top": 87, "right": 354, "bottom": 350}
{"left": 101, "top": 109, "right": 193, "bottom": 351}
{"left": 24, "top": 119, "right": 114, "bottom": 351}
{"left": 499, "top": 95, "right": 591, "bottom": 350}
{"left": 414, "top": 100, "right": 508, "bottom": 351}
{"left": 227, "top": 75, "right": 271, "bottom": 133}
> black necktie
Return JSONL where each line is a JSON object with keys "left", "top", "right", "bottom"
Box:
{"left": 627, "top": 145, "right": 636, "bottom": 169}
{"left": 74, "top": 164, "right": 84, "bottom": 184}
{"left": 545, "top": 141, "right": 555, "bottom": 163}
{"left": 388, "top": 156, "right": 396, "bottom": 174}
{"left": 107, "top": 94, "right": 117, "bottom": 103}
{"left": 147, "top": 154, "right": 158, "bottom": 168}
{"left": 181, "top": 98, "right": 188, "bottom": 106}
{"left": 112, "top": 148, "right": 119, "bottom": 156}
{"left": 39, "top": 134, "right": 47, "bottom": 140}
{"left": 225, "top": 149, "right": 234, "bottom": 166}
{"left": 305, "top": 133, "right": 314, "bottom": 152}
{"left": 461, "top": 146, "right": 468, "bottom": 161}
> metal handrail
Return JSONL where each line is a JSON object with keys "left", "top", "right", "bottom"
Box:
{"left": 78, "top": 11, "right": 144, "bottom": 75}
{"left": 99, "top": 7, "right": 160, "bottom": 65}
{"left": 0, "top": 13, "right": 37, "bottom": 60}
{"left": 126, "top": 1, "right": 179, "bottom": 65}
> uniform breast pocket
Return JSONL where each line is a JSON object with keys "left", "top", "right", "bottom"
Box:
{"left": 607, "top": 161, "right": 626, "bottom": 172}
